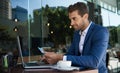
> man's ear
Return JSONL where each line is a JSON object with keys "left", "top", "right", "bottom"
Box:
{"left": 83, "top": 13, "right": 88, "bottom": 19}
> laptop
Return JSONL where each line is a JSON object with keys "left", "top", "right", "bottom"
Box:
{"left": 17, "top": 36, "right": 53, "bottom": 69}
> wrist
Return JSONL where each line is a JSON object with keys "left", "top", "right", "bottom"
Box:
{"left": 58, "top": 54, "right": 64, "bottom": 60}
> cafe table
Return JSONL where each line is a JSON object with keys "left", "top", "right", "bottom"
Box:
{"left": 0, "top": 65, "right": 98, "bottom": 73}
{"left": 0, "top": 55, "right": 98, "bottom": 73}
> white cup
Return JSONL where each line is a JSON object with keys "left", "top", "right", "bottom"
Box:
{"left": 57, "top": 60, "right": 71, "bottom": 68}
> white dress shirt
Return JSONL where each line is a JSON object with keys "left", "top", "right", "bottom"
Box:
{"left": 79, "top": 22, "right": 92, "bottom": 55}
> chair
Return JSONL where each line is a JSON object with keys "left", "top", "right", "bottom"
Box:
{"left": 116, "top": 51, "right": 120, "bottom": 73}
{"left": 106, "top": 52, "right": 113, "bottom": 73}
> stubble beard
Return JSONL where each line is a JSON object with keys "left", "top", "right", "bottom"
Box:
{"left": 79, "top": 21, "right": 85, "bottom": 31}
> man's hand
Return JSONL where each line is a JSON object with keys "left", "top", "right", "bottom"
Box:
{"left": 43, "top": 52, "right": 64, "bottom": 64}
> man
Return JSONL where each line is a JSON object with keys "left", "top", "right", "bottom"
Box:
{"left": 43, "top": 2, "right": 109, "bottom": 73}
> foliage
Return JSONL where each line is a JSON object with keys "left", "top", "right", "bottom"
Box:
{"left": 42, "top": 5, "right": 74, "bottom": 45}
{"left": 108, "top": 26, "right": 118, "bottom": 47}
{"left": 0, "top": 29, "right": 17, "bottom": 51}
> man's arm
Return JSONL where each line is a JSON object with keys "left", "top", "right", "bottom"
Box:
{"left": 66, "top": 27, "right": 109, "bottom": 68}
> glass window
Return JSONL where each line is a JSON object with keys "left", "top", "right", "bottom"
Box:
{"left": 1, "top": 0, "right": 120, "bottom": 62}
{"left": 29, "top": 0, "right": 86, "bottom": 55}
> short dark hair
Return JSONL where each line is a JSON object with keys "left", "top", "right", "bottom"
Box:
{"left": 68, "top": 2, "right": 89, "bottom": 17}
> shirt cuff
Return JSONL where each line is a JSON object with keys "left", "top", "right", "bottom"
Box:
{"left": 63, "top": 55, "right": 67, "bottom": 61}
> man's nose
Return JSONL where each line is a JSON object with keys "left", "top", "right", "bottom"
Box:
{"left": 70, "top": 21, "right": 74, "bottom": 25}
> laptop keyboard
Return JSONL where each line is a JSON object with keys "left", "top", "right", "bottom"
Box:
{"left": 25, "top": 63, "right": 40, "bottom": 66}
{"left": 25, "top": 62, "right": 49, "bottom": 66}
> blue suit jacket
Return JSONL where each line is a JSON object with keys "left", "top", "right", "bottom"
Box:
{"left": 65, "top": 22, "right": 109, "bottom": 73}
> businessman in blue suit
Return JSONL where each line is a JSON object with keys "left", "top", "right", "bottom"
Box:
{"left": 43, "top": 2, "right": 109, "bottom": 73}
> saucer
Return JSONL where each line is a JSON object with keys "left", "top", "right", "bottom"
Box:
{"left": 52, "top": 66, "right": 79, "bottom": 71}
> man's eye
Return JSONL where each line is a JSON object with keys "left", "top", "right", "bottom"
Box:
{"left": 73, "top": 18, "right": 76, "bottom": 20}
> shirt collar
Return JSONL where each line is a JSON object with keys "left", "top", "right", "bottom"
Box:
{"left": 79, "top": 21, "right": 92, "bottom": 35}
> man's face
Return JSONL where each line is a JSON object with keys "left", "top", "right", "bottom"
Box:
{"left": 69, "top": 10, "right": 86, "bottom": 31}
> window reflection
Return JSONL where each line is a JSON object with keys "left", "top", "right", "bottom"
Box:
{"left": 0, "top": 0, "right": 28, "bottom": 57}
{"left": 0, "top": 0, "right": 120, "bottom": 59}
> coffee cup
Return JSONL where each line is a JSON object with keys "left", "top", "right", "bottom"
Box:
{"left": 57, "top": 60, "right": 71, "bottom": 68}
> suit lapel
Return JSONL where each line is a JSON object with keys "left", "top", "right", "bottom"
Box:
{"left": 83, "top": 22, "right": 95, "bottom": 52}
{"left": 75, "top": 30, "right": 81, "bottom": 55}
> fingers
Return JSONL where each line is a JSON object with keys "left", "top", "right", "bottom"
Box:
{"left": 42, "top": 52, "right": 63, "bottom": 64}
{"left": 41, "top": 56, "right": 54, "bottom": 64}
{"left": 43, "top": 52, "right": 57, "bottom": 64}
{"left": 40, "top": 52, "right": 51, "bottom": 64}
{"left": 44, "top": 52, "right": 55, "bottom": 58}
{"left": 40, "top": 56, "right": 49, "bottom": 64}
{"left": 46, "top": 58, "right": 52, "bottom": 64}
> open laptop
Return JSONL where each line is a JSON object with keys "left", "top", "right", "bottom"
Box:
{"left": 17, "top": 36, "right": 53, "bottom": 69}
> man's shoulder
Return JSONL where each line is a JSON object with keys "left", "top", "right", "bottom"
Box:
{"left": 91, "top": 22, "right": 107, "bottom": 31}
{"left": 74, "top": 30, "right": 80, "bottom": 34}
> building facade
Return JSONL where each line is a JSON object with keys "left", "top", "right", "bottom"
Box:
{"left": 0, "top": 0, "right": 12, "bottom": 19}
{"left": 12, "top": 6, "right": 28, "bottom": 22}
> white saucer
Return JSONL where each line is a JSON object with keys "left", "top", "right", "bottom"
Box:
{"left": 52, "top": 66, "right": 79, "bottom": 71}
